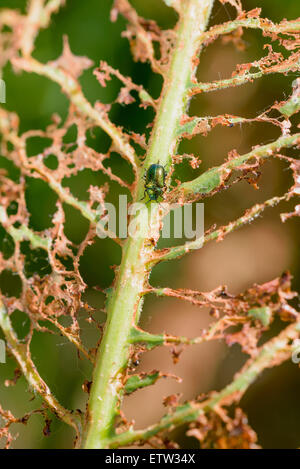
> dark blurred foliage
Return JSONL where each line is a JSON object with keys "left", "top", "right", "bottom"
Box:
{"left": 0, "top": 0, "right": 299, "bottom": 448}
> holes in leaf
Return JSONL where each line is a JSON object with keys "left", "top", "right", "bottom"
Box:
{"left": 11, "top": 309, "right": 30, "bottom": 340}
{"left": 0, "top": 155, "right": 20, "bottom": 182}
{"left": 62, "top": 168, "right": 106, "bottom": 201}
{"left": 113, "top": 100, "right": 153, "bottom": 135}
{"left": 63, "top": 124, "right": 77, "bottom": 144}
{"left": 43, "top": 154, "right": 58, "bottom": 170}
{"left": 26, "top": 137, "right": 53, "bottom": 157}
{"left": 62, "top": 203, "right": 89, "bottom": 245}
{"left": 6, "top": 141, "right": 14, "bottom": 152}
{"left": 103, "top": 152, "right": 135, "bottom": 185}
{"left": 79, "top": 237, "right": 121, "bottom": 288}
{"left": 85, "top": 127, "right": 111, "bottom": 153}
{"left": 7, "top": 201, "right": 18, "bottom": 216}
{"left": 0, "top": 270, "right": 22, "bottom": 297}
{"left": 153, "top": 41, "right": 161, "bottom": 60}
{"left": 56, "top": 254, "right": 74, "bottom": 271}
{"left": 0, "top": 226, "right": 15, "bottom": 259}
{"left": 65, "top": 143, "right": 78, "bottom": 154}
{"left": 25, "top": 177, "right": 58, "bottom": 230}
{"left": 21, "top": 241, "right": 51, "bottom": 278}
{"left": 45, "top": 295, "right": 54, "bottom": 305}
{"left": 58, "top": 315, "right": 73, "bottom": 327}
{"left": 170, "top": 154, "right": 199, "bottom": 184}
{"left": 1, "top": 24, "right": 13, "bottom": 33}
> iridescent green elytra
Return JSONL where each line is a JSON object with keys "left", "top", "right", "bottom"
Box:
{"left": 142, "top": 163, "right": 167, "bottom": 203}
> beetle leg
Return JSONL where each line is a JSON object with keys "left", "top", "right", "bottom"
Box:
{"left": 145, "top": 190, "right": 152, "bottom": 205}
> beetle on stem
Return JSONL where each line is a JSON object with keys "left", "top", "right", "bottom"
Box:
{"left": 142, "top": 163, "right": 167, "bottom": 203}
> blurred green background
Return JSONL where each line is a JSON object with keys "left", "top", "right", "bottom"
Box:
{"left": 0, "top": 0, "right": 299, "bottom": 449}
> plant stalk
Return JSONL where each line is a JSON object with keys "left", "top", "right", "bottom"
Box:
{"left": 82, "top": 0, "right": 215, "bottom": 449}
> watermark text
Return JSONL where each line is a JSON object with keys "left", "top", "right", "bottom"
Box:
{"left": 0, "top": 79, "right": 6, "bottom": 103}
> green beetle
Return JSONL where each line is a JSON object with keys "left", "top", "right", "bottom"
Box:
{"left": 142, "top": 163, "right": 167, "bottom": 203}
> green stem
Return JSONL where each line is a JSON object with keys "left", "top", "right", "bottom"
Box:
{"left": 203, "top": 16, "right": 300, "bottom": 40}
{"left": 153, "top": 194, "right": 287, "bottom": 263}
{"left": 169, "top": 132, "right": 300, "bottom": 201}
{"left": 107, "top": 319, "right": 300, "bottom": 448}
{"left": 82, "top": 0, "right": 215, "bottom": 449}
{"left": 189, "top": 58, "right": 299, "bottom": 95}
